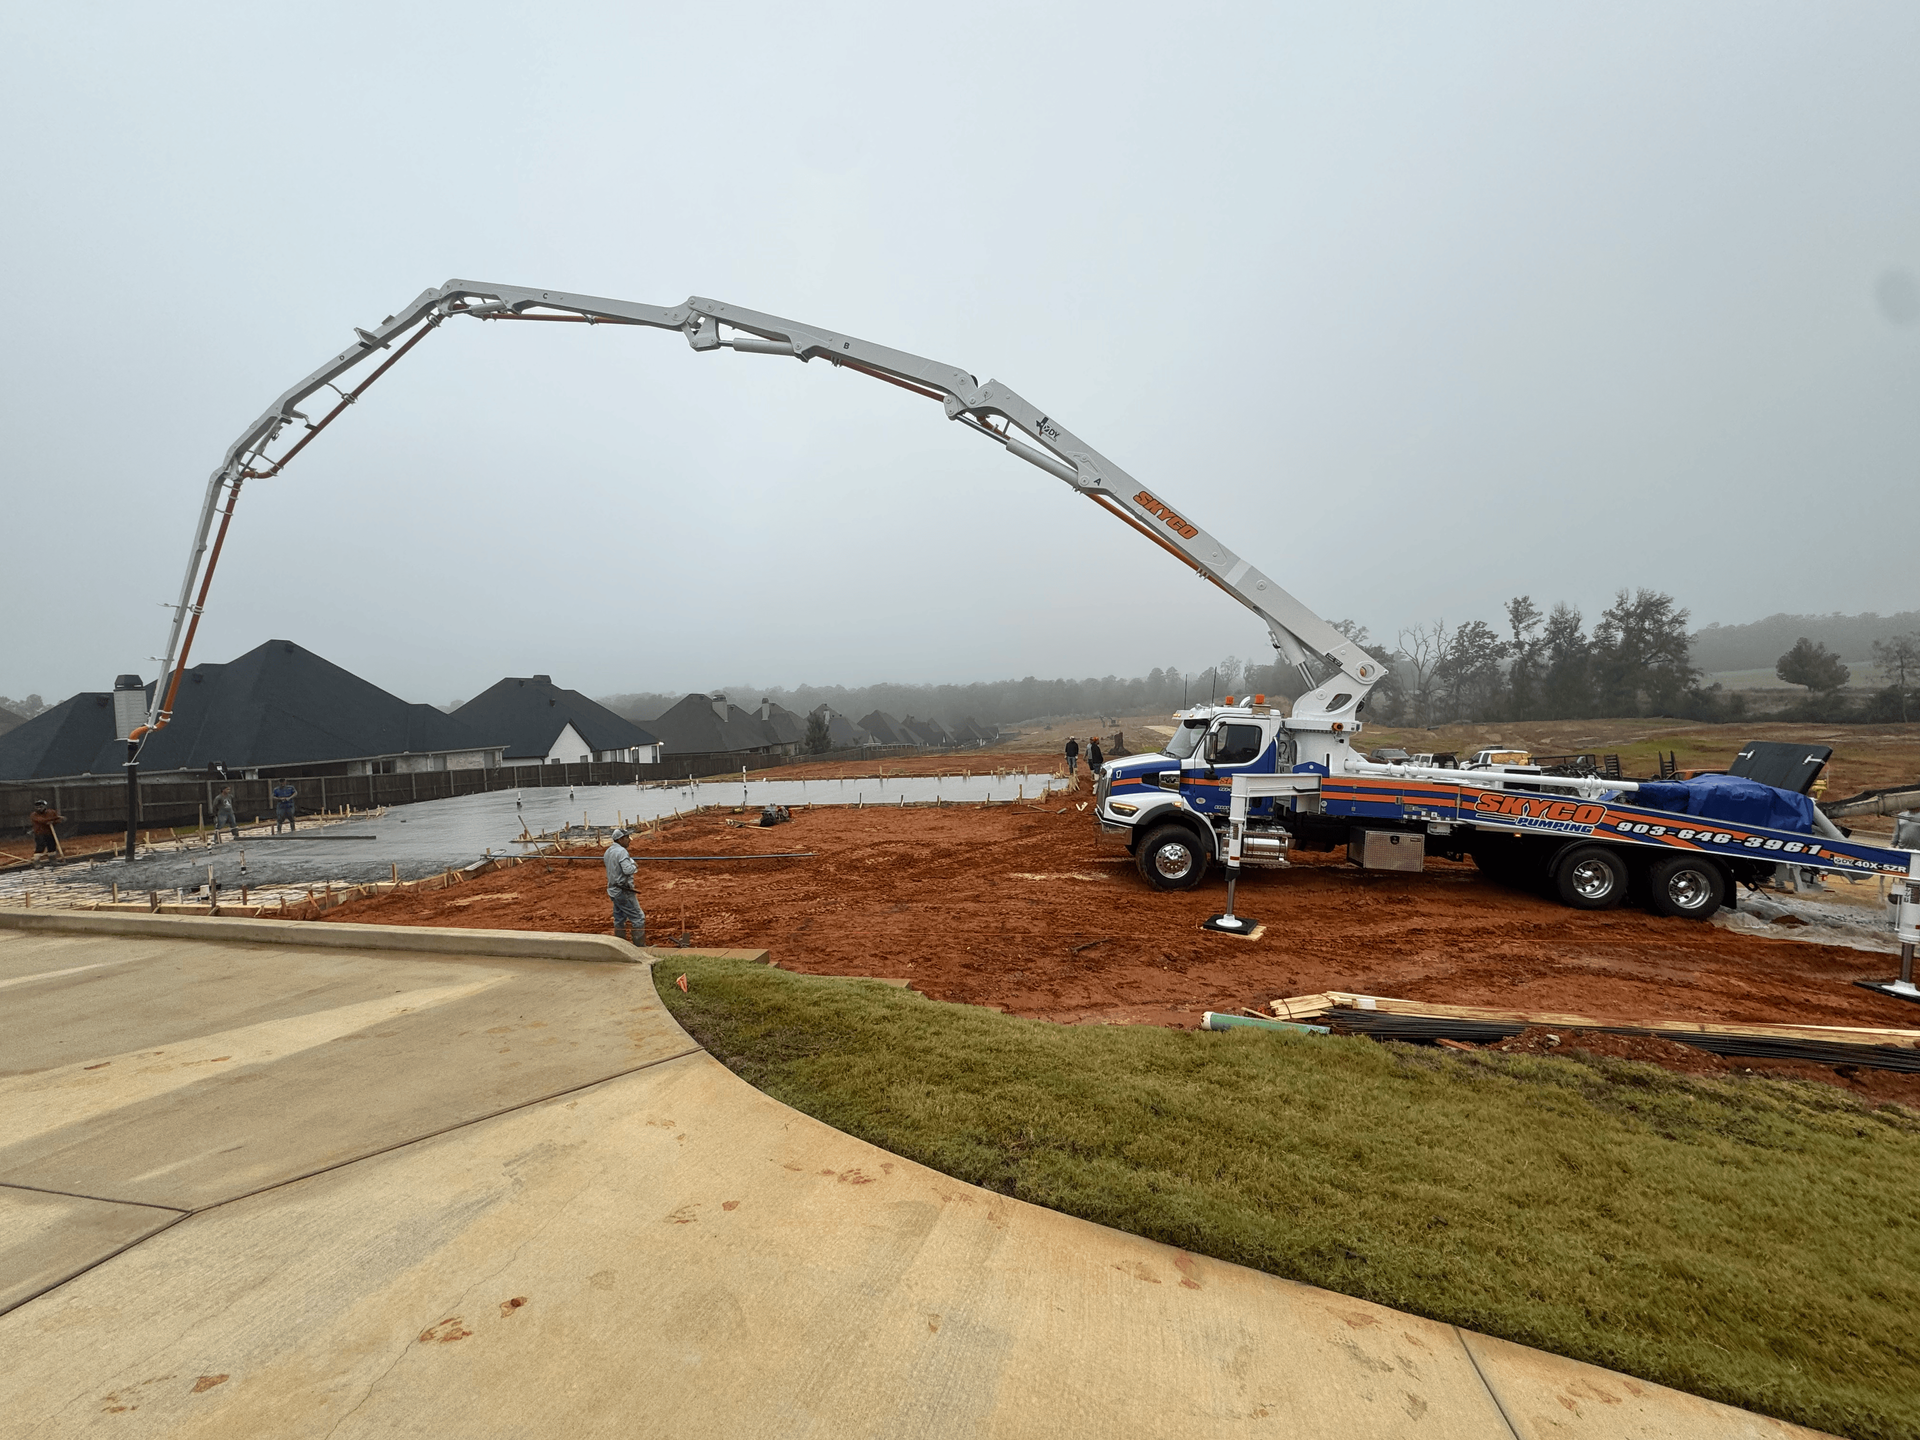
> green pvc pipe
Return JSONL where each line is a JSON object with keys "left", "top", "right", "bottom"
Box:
{"left": 1200, "top": 1012, "right": 1330, "bottom": 1035}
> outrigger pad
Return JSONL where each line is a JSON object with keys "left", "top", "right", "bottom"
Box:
{"left": 1203, "top": 913, "right": 1264, "bottom": 940}
{"left": 1855, "top": 979, "right": 1920, "bottom": 1006}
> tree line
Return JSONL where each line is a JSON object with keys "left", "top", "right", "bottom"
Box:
{"left": 599, "top": 591, "right": 1918, "bottom": 732}
{"left": 605, "top": 670, "right": 1235, "bottom": 731}
{"left": 1318, "top": 591, "right": 1918, "bottom": 728}
{"left": 1358, "top": 589, "right": 1715, "bottom": 727}
{"left": 1775, "top": 633, "right": 1920, "bottom": 723}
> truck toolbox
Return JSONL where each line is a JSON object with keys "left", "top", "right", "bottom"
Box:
{"left": 1349, "top": 829, "right": 1424, "bottom": 872}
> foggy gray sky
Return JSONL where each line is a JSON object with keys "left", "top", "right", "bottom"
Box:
{"left": 3, "top": 2, "right": 1916, "bottom": 707}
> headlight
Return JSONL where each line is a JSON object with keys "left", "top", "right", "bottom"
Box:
{"left": 1108, "top": 801, "right": 1139, "bottom": 816}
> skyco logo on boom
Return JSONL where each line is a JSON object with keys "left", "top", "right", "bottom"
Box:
{"left": 1133, "top": 490, "right": 1199, "bottom": 539}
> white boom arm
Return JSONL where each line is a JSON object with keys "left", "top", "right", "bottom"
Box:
{"left": 138, "top": 281, "right": 1385, "bottom": 742}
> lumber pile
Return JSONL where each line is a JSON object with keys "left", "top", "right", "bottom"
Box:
{"left": 1268, "top": 991, "right": 1920, "bottom": 1074}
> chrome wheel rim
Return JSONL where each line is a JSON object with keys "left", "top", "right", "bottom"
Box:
{"left": 1570, "top": 858, "right": 1616, "bottom": 900}
{"left": 1153, "top": 842, "right": 1194, "bottom": 881}
{"left": 1665, "top": 869, "right": 1710, "bottom": 910}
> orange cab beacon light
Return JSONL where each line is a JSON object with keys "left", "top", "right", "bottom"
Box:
{"left": 1224, "top": 696, "right": 1235, "bottom": 706}
{"left": 1254, "top": 694, "right": 1265, "bottom": 704}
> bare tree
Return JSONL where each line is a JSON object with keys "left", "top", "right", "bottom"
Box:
{"left": 1397, "top": 621, "right": 1450, "bottom": 727}
{"left": 1872, "top": 632, "right": 1920, "bottom": 722}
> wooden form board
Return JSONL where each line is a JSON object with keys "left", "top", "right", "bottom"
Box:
{"left": 1268, "top": 990, "right": 1920, "bottom": 1052}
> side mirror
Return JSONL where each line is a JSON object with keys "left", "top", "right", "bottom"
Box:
{"left": 1203, "top": 731, "right": 1221, "bottom": 763}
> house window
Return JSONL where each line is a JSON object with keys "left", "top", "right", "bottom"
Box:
{"left": 370, "top": 759, "right": 397, "bottom": 775}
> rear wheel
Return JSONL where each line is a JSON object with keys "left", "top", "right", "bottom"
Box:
{"left": 1553, "top": 845, "right": 1628, "bottom": 910}
{"left": 1645, "top": 854, "right": 1726, "bottom": 919}
{"left": 1136, "top": 825, "right": 1210, "bottom": 891}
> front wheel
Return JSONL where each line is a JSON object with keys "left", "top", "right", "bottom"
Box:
{"left": 1645, "top": 854, "right": 1726, "bottom": 919}
{"left": 1553, "top": 844, "right": 1628, "bottom": 910}
{"left": 1136, "top": 824, "right": 1210, "bottom": 891}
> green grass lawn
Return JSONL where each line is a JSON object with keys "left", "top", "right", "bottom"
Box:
{"left": 660, "top": 956, "right": 1920, "bottom": 1439}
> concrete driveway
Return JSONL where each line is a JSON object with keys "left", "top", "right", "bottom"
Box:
{"left": 0, "top": 912, "right": 1821, "bottom": 1438}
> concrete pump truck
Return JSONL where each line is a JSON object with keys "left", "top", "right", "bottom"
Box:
{"left": 129, "top": 281, "right": 1920, "bottom": 977}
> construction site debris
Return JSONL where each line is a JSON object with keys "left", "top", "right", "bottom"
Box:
{"left": 1265, "top": 991, "right": 1920, "bottom": 1073}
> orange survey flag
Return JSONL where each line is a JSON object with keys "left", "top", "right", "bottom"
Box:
{"left": 675, "top": 974, "right": 688, "bottom": 992}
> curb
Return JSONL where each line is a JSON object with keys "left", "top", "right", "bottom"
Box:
{"left": 0, "top": 908, "right": 666, "bottom": 965}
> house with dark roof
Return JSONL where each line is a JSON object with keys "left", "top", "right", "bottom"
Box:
{"left": 453, "top": 676, "right": 661, "bottom": 766}
{"left": 0, "top": 640, "right": 503, "bottom": 782}
{"left": 900, "top": 715, "right": 954, "bottom": 748}
{"left": 647, "top": 693, "right": 795, "bottom": 758}
{"left": 751, "top": 699, "right": 807, "bottom": 750}
{"left": 949, "top": 717, "right": 998, "bottom": 747}
{"left": 809, "top": 705, "right": 871, "bottom": 749}
{"left": 856, "top": 711, "right": 913, "bottom": 746}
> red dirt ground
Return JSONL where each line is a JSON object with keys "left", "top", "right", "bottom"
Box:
{"left": 328, "top": 802, "right": 1920, "bottom": 1105}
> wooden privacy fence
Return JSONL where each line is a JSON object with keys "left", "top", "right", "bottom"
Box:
{"left": 1, "top": 745, "right": 925, "bottom": 837}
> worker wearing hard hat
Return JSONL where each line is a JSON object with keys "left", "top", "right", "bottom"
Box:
{"left": 605, "top": 828, "right": 645, "bottom": 946}
{"left": 29, "top": 799, "right": 64, "bottom": 861}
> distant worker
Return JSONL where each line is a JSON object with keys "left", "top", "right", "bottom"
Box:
{"left": 211, "top": 785, "right": 241, "bottom": 842}
{"left": 1064, "top": 736, "right": 1079, "bottom": 776}
{"left": 758, "top": 803, "right": 791, "bottom": 828}
{"left": 605, "top": 828, "right": 645, "bottom": 946}
{"left": 271, "top": 780, "right": 298, "bottom": 834}
{"left": 1087, "top": 737, "right": 1104, "bottom": 772}
{"left": 29, "top": 799, "right": 63, "bottom": 861}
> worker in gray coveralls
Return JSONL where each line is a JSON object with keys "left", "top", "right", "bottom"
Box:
{"left": 211, "top": 786, "right": 241, "bottom": 842}
{"left": 604, "top": 828, "right": 645, "bottom": 946}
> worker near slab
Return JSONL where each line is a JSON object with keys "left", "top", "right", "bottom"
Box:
{"left": 211, "top": 786, "right": 241, "bottom": 843}
{"left": 271, "top": 780, "right": 297, "bottom": 834}
{"left": 605, "top": 828, "right": 645, "bottom": 946}
{"left": 29, "top": 799, "right": 64, "bottom": 861}
{"left": 1064, "top": 736, "right": 1079, "bottom": 776}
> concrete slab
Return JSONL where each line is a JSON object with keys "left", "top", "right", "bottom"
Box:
{"left": 0, "top": 1185, "right": 180, "bottom": 1314}
{"left": 0, "top": 773, "right": 1063, "bottom": 900}
{"left": 0, "top": 929, "right": 694, "bottom": 1211}
{"left": 0, "top": 914, "right": 1832, "bottom": 1439}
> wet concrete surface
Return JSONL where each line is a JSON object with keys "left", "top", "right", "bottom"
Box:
{"left": 4, "top": 774, "right": 1059, "bottom": 899}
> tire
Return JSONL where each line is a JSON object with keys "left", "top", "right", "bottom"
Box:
{"left": 1552, "top": 844, "right": 1629, "bottom": 910}
{"left": 1136, "top": 824, "right": 1210, "bottom": 891}
{"left": 1644, "top": 853, "right": 1727, "bottom": 919}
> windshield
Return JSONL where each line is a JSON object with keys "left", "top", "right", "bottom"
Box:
{"left": 1162, "top": 718, "right": 1207, "bottom": 761}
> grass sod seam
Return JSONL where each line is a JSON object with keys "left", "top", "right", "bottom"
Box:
{"left": 659, "top": 957, "right": 1920, "bottom": 1440}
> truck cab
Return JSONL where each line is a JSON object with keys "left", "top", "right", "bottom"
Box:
{"left": 1096, "top": 701, "right": 1319, "bottom": 889}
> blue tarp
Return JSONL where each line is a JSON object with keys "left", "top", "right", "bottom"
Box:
{"left": 1630, "top": 773, "right": 1818, "bottom": 834}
